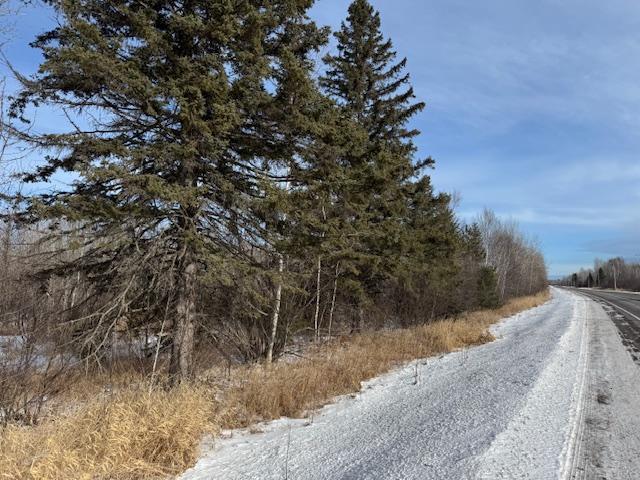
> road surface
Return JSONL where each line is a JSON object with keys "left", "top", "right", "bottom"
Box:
{"left": 572, "top": 288, "right": 640, "bottom": 363}
{"left": 181, "top": 288, "right": 640, "bottom": 480}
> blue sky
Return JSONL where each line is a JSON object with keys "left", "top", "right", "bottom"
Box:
{"left": 3, "top": 0, "right": 640, "bottom": 277}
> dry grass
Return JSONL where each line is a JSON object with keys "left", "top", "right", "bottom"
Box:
{"left": 0, "top": 386, "right": 216, "bottom": 480}
{"left": 0, "top": 289, "right": 549, "bottom": 480}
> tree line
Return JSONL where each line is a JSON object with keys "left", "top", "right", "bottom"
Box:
{"left": 559, "top": 257, "right": 640, "bottom": 291}
{"left": 0, "top": 0, "right": 547, "bottom": 385}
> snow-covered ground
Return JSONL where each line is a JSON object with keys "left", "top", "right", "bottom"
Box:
{"left": 180, "top": 288, "right": 640, "bottom": 480}
{"left": 573, "top": 295, "right": 640, "bottom": 479}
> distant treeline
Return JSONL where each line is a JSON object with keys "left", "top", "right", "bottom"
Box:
{"left": 0, "top": 0, "right": 547, "bottom": 385}
{"left": 558, "top": 257, "right": 640, "bottom": 291}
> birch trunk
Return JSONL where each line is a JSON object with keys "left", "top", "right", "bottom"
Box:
{"left": 313, "top": 255, "right": 322, "bottom": 342}
{"left": 266, "top": 254, "right": 284, "bottom": 364}
{"left": 328, "top": 262, "right": 339, "bottom": 339}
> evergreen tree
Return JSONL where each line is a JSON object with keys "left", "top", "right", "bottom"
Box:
{"left": 460, "top": 223, "right": 485, "bottom": 263}
{"left": 320, "top": 0, "right": 426, "bottom": 152}
{"left": 402, "top": 178, "right": 458, "bottom": 287}
{"left": 286, "top": 97, "right": 369, "bottom": 337}
{"left": 10, "top": 0, "right": 328, "bottom": 382}
{"left": 477, "top": 266, "right": 500, "bottom": 309}
{"left": 319, "top": 0, "right": 440, "bottom": 327}
{"left": 391, "top": 177, "right": 460, "bottom": 320}
{"left": 452, "top": 222, "right": 485, "bottom": 311}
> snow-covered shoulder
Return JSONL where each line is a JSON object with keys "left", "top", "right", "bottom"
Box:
{"left": 180, "top": 288, "right": 639, "bottom": 480}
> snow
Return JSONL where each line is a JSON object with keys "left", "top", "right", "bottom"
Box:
{"left": 180, "top": 288, "right": 640, "bottom": 480}
{"left": 574, "top": 296, "right": 640, "bottom": 479}
{"left": 476, "top": 291, "right": 590, "bottom": 479}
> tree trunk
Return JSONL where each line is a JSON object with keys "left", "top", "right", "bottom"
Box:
{"left": 499, "top": 256, "right": 510, "bottom": 301}
{"left": 328, "top": 262, "right": 339, "bottom": 339}
{"left": 169, "top": 260, "right": 197, "bottom": 385}
{"left": 266, "top": 254, "right": 284, "bottom": 364}
{"left": 2, "top": 212, "right": 12, "bottom": 268}
{"left": 351, "top": 304, "right": 364, "bottom": 333}
{"left": 313, "top": 255, "right": 322, "bottom": 342}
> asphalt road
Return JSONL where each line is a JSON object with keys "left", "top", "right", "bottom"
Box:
{"left": 572, "top": 288, "right": 640, "bottom": 363}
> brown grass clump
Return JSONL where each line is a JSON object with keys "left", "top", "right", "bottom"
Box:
{"left": 0, "top": 289, "right": 549, "bottom": 480}
{"left": 0, "top": 386, "right": 215, "bottom": 480}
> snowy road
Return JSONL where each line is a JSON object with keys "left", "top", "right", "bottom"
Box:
{"left": 181, "top": 288, "right": 640, "bottom": 480}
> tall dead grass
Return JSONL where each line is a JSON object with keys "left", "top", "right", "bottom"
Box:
{"left": 0, "top": 387, "right": 216, "bottom": 480}
{"left": 0, "top": 289, "right": 548, "bottom": 480}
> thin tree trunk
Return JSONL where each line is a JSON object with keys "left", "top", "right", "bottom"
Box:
{"left": 430, "top": 296, "right": 437, "bottom": 321}
{"left": 150, "top": 316, "right": 167, "bottom": 390}
{"left": 169, "top": 260, "right": 197, "bottom": 385}
{"left": 266, "top": 254, "right": 284, "bottom": 365}
{"left": 2, "top": 211, "right": 12, "bottom": 268}
{"left": 527, "top": 255, "right": 534, "bottom": 294}
{"left": 69, "top": 270, "right": 80, "bottom": 310}
{"left": 313, "top": 255, "right": 322, "bottom": 342}
{"left": 328, "top": 262, "right": 339, "bottom": 339}
{"left": 499, "top": 257, "right": 510, "bottom": 301}
{"left": 351, "top": 302, "right": 365, "bottom": 333}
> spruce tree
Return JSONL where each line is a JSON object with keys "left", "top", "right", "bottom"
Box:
{"left": 320, "top": 0, "right": 426, "bottom": 151}
{"left": 320, "top": 0, "right": 440, "bottom": 327}
{"left": 478, "top": 266, "right": 500, "bottom": 309}
{"left": 454, "top": 222, "right": 485, "bottom": 310}
{"left": 10, "top": 0, "right": 328, "bottom": 382}
{"left": 398, "top": 177, "right": 460, "bottom": 317}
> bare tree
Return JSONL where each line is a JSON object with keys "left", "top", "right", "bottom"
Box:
{"left": 477, "top": 209, "right": 547, "bottom": 302}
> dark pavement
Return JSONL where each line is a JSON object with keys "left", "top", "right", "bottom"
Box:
{"left": 574, "top": 288, "right": 640, "bottom": 363}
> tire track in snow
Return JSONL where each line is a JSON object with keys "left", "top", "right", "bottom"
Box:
{"left": 475, "top": 293, "right": 590, "bottom": 479}
{"left": 561, "top": 297, "right": 590, "bottom": 480}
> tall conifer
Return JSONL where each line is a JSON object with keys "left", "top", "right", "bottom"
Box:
{"left": 320, "top": 0, "right": 438, "bottom": 326}
{"left": 10, "top": 0, "right": 328, "bottom": 381}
